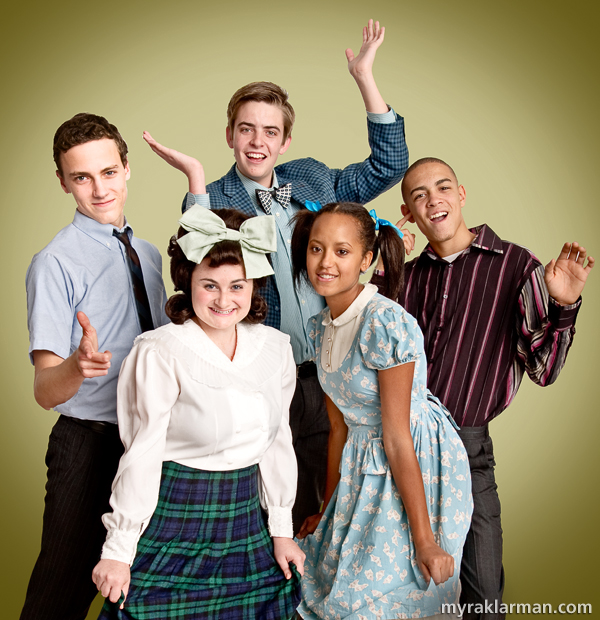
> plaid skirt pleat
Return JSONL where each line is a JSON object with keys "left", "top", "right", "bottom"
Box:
{"left": 99, "top": 462, "right": 300, "bottom": 620}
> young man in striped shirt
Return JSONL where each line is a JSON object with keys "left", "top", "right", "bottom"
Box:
{"left": 395, "top": 157, "right": 594, "bottom": 620}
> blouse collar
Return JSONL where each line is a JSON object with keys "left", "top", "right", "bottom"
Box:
{"left": 321, "top": 283, "right": 378, "bottom": 328}
{"left": 179, "top": 319, "right": 265, "bottom": 369}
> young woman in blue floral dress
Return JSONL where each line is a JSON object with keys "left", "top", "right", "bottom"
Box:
{"left": 291, "top": 202, "right": 473, "bottom": 619}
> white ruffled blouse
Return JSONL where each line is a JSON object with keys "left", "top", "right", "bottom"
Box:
{"left": 100, "top": 319, "right": 298, "bottom": 565}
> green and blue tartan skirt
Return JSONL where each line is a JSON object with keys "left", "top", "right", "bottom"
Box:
{"left": 99, "top": 461, "right": 301, "bottom": 619}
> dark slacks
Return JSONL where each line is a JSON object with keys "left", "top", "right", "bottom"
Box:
{"left": 458, "top": 425, "right": 505, "bottom": 620}
{"left": 20, "top": 415, "right": 124, "bottom": 620}
{"left": 289, "top": 371, "right": 329, "bottom": 535}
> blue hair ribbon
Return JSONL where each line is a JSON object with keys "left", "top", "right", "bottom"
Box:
{"left": 368, "top": 209, "right": 404, "bottom": 238}
{"left": 304, "top": 200, "right": 322, "bottom": 212}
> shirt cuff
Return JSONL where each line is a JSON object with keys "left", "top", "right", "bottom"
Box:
{"left": 100, "top": 528, "right": 140, "bottom": 566}
{"left": 548, "top": 296, "right": 581, "bottom": 329}
{"left": 184, "top": 192, "right": 211, "bottom": 210}
{"left": 267, "top": 506, "right": 293, "bottom": 538}
{"left": 367, "top": 106, "right": 396, "bottom": 124}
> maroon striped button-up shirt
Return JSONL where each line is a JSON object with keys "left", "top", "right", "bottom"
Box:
{"left": 394, "top": 225, "right": 580, "bottom": 427}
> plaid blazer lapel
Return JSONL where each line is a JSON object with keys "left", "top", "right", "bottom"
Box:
{"left": 220, "top": 166, "right": 258, "bottom": 218}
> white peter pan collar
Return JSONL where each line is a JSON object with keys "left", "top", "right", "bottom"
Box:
{"left": 321, "top": 283, "right": 378, "bottom": 328}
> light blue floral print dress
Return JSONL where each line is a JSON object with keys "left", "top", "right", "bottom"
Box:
{"left": 297, "top": 288, "right": 473, "bottom": 619}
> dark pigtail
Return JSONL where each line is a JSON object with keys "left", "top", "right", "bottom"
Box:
{"left": 291, "top": 209, "right": 319, "bottom": 287}
{"left": 374, "top": 224, "right": 405, "bottom": 303}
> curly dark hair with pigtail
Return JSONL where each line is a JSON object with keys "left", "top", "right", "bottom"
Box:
{"left": 291, "top": 202, "right": 405, "bottom": 302}
{"left": 166, "top": 208, "right": 268, "bottom": 325}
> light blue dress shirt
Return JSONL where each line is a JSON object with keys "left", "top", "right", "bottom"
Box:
{"left": 26, "top": 210, "right": 169, "bottom": 423}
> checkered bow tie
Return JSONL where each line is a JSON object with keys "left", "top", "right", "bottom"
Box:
{"left": 255, "top": 183, "right": 292, "bottom": 214}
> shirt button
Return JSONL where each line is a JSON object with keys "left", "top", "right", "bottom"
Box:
{"left": 275, "top": 212, "right": 280, "bottom": 217}
{"left": 236, "top": 427, "right": 241, "bottom": 433}
{"left": 443, "top": 294, "right": 448, "bottom": 299}
{"left": 261, "top": 425, "right": 267, "bottom": 432}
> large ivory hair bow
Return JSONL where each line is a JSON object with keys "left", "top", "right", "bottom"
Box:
{"left": 177, "top": 206, "right": 277, "bottom": 279}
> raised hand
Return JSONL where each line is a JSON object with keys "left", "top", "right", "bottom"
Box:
{"left": 416, "top": 539, "right": 455, "bottom": 586}
{"left": 76, "top": 311, "right": 111, "bottom": 378}
{"left": 273, "top": 537, "right": 305, "bottom": 579}
{"left": 143, "top": 131, "right": 206, "bottom": 194}
{"left": 544, "top": 242, "right": 594, "bottom": 306}
{"left": 345, "top": 20, "right": 388, "bottom": 114}
{"left": 346, "top": 19, "right": 385, "bottom": 81}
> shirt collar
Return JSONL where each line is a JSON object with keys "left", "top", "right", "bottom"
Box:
{"left": 235, "top": 166, "right": 279, "bottom": 210}
{"left": 72, "top": 210, "right": 132, "bottom": 247}
{"left": 321, "top": 283, "right": 378, "bottom": 327}
{"left": 423, "top": 224, "right": 504, "bottom": 262}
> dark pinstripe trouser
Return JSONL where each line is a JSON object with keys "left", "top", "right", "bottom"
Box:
{"left": 20, "top": 415, "right": 124, "bottom": 620}
{"left": 458, "top": 425, "right": 506, "bottom": 620}
{"left": 289, "top": 373, "right": 329, "bottom": 536}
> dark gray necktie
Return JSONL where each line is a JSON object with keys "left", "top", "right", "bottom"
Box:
{"left": 113, "top": 229, "right": 154, "bottom": 333}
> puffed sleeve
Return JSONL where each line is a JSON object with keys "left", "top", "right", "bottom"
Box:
{"left": 100, "top": 337, "right": 181, "bottom": 564}
{"left": 258, "top": 341, "right": 298, "bottom": 538}
{"left": 359, "top": 299, "right": 423, "bottom": 370}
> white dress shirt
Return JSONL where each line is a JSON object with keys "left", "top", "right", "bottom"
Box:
{"left": 101, "top": 320, "right": 298, "bottom": 564}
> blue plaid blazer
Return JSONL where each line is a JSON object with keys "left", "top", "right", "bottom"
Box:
{"left": 185, "top": 114, "right": 408, "bottom": 329}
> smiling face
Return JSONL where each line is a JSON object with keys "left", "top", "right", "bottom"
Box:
{"left": 57, "top": 138, "right": 130, "bottom": 228}
{"left": 191, "top": 259, "right": 253, "bottom": 339}
{"left": 306, "top": 212, "right": 373, "bottom": 319}
{"left": 226, "top": 100, "right": 292, "bottom": 188}
{"left": 401, "top": 161, "right": 474, "bottom": 257}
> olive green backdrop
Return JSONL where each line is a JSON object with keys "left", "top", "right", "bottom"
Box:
{"left": 1, "top": 0, "right": 597, "bottom": 618}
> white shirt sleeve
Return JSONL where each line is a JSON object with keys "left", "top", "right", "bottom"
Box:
{"left": 258, "top": 342, "right": 297, "bottom": 539}
{"left": 100, "top": 339, "right": 180, "bottom": 564}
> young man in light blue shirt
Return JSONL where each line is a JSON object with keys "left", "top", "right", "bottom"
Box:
{"left": 22, "top": 113, "right": 168, "bottom": 620}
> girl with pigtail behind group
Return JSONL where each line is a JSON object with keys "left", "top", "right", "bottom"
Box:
{"left": 290, "top": 201, "right": 473, "bottom": 619}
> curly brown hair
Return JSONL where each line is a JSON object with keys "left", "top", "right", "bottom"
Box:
{"left": 166, "top": 208, "right": 268, "bottom": 325}
{"left": 53, "top": 113, "right": 128, "bottom": 176}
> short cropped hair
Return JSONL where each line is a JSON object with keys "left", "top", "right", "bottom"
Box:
{"left": 53, "top": 113, "right": 128, "bottom": 176}
{"left": 401, "top": 157, "right": 459, "bottom": 202}
{"left": 166, "top": 208, "right": 268, "bottom": 325}
{"left": 227, "top": 82, "right": 295, "bottom": 142}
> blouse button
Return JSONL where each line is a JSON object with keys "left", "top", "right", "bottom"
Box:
{"left": 235, "top": 427, "right": 241, "bottom": 433}
{"left": 261, "top": 425, "right": 267, "bottom": 432}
